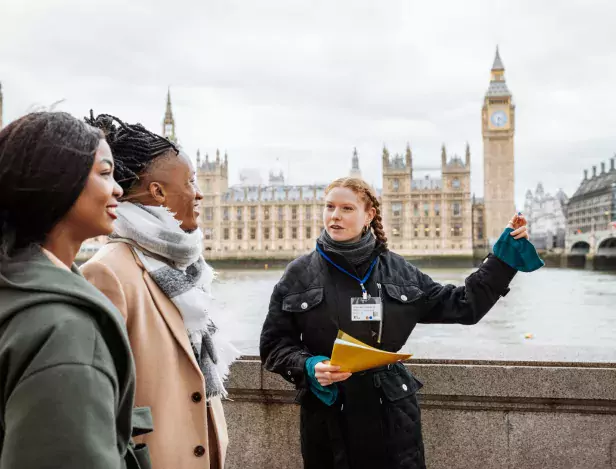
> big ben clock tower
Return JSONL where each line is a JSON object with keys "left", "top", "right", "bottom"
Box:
{"left": 482, "top": 46, "right": 515, "bottom": 246}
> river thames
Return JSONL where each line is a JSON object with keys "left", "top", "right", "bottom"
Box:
{"left": 209, "top": 266, "right": 616, "bottom": 362}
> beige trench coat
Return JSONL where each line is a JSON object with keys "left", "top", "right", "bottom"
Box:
{"left": 82, "top": 242, "right": 228, "bottom": 469}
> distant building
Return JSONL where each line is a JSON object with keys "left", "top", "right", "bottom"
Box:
{"left": 566, "top": 157, "right": 616, "bottom": 253}
{"left": 523, "top": 183, "right": 568, "bottom": 251}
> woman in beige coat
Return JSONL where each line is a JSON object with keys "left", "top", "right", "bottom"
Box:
{"left": 82, "top": 113, "right": 239, "bottom": 469}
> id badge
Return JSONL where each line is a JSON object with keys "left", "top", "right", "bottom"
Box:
{"left": 351, "top": 296, "right": 382, "bottom": 321}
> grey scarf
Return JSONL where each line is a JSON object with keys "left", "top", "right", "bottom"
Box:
{"left": 318, "top": 229, "right": 376, "bottom": 267}
{"left": 111, "top": 202, "right": 240, "bottom": 399}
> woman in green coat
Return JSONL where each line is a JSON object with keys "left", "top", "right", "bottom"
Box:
{"left": 0, "top": 112, "right": 150, "bottom": 468}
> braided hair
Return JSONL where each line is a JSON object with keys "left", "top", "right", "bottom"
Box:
{"left": 85, "top": 111, "right": 178, "bottom": 194}
{"left": 325, "top": 177, "right": 388, "bottom": 248}
{"left": 0, "top": 112, "right": 102, "bottom": 260}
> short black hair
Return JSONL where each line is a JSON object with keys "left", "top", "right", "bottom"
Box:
{"left": 85, "top": 112, "right": 178, "bottom": 194}
{"left": 0, "top": 111, "right": 102, "bottom": 259}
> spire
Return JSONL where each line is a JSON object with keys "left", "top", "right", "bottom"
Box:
{"left": 441, "top": 144, "right": 447, "bottom": 166}
{"left": 350, "top": 147, "right": 361, "bottom": 179}
{"left": 492, "top": 45, "right": 505, "bottom": 71}
{"left": 162, "top": 87, "right": 177, "bottom": 143}
{"left": 405, "top": 143, "right": 412, "bottom": 167}
{"left": 196, "top": 149, "right": 201, "bottom": 168}
{"left": 465, "top": 142, "right": 470, "bottom": 166}
{"left": 216, "top": 149, "right": 220, "bottom": 163}
{"left": 485, "top": 46, "right": 511, "bottom": 97}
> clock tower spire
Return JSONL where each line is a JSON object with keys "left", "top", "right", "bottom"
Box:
{"left": 482, "top": 46, "right": 515, "bottom": 246}
{"left": 162, "top": 87, "right": 177, "bottom": 143}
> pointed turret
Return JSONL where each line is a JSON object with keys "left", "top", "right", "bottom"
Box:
{"left": 196, "top": 149, "right": 201, "bottom": 168}
{"left": 492, "top": 45, "right": 505, "bottom": 71}
{"left": 485, "top": 47, "right": 511, "bottom": 97}
{"left": 350, "top": 147, "right": 362, "bottom": 179}
{"left": 465, "top": 142, "right": 471, "bottom": 166}
{"left": 162, "top": 87, "right": 177, "bottom": 143}
{"left": 441, "top": 144, "right": 447, "bottom": 166}
{"left": 405, "top": 143, "right": 412, "bottom": 167}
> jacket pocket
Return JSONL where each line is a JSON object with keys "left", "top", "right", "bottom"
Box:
{"left": 282, "top": 287, "right": 324, "bottom": 313}
{"left": 125, "top": 442, "right": 152, "bottom": 469}
{"left": 377, "top": 366, "right": 423, "bottom": 402}
{"left": 381, "top": 283, "right": 425, "bottom": 304}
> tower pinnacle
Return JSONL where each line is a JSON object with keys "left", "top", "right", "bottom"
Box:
{"left": 162, "top": 87, "right": 177, "bottom": 143}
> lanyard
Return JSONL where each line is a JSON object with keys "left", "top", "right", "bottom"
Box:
{"left": 316, "top": 244, "right": 378, "bottom": 300}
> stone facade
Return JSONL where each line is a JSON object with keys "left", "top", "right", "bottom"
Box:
{"left": 523, "top": 183, "right": 568, "bottom": 251}
{"left": 565, "top": 157, "right": 616, "bottom": 253}
{"left": 193, "top": 49, "right": 514, "bottom": 260}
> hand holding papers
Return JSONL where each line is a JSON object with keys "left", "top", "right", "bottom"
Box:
{"left": 330, "top": 331, "right": 412, "bottom": 373}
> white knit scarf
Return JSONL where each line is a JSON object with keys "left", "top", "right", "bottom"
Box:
{"left": 111, "top": 202, "right": 240, "bottom": 399}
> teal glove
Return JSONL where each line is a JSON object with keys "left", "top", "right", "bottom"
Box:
{"left": 493, "top": 227, "right": 545, "bottom": 272}
{"left": 305, "top": 355, "right": 338, "bottom": 406}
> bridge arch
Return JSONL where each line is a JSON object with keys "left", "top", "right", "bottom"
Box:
{"left": 571, "top": 241, "right": 591, "bottom": 255}
{"left": 597, "top": 236, "right": 616, "bottom": 257}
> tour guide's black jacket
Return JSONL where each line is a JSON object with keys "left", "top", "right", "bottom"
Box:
{"left": 260, "top": 240, "right": 517, "bottom": 469}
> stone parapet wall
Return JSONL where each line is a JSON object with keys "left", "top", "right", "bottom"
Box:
{"left": 223, "top": 357, "right": 616, "bottom": 469}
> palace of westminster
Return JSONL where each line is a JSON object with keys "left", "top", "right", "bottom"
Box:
{"left": 0, "top": 48, "right": 517, "bottom": 259}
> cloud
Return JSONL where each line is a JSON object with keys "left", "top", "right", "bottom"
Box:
{"left": 2, "top": 0, "right": 616, "bottom": 208}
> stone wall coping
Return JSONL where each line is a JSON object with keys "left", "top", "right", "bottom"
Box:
{"left": 228, "top": 356, "right": 616, "bottom": 402}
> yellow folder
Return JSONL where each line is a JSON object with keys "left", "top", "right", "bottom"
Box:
{"left": 330, "top": 331, "right": 412, "bottom": 373}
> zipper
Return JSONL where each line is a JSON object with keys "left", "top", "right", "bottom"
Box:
{"left": 376, "top": 282, "right": 384, "bottom": 344}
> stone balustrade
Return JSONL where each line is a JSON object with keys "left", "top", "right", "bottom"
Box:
{"left": 223, "top": 357, "right": 616, "bottom": 469}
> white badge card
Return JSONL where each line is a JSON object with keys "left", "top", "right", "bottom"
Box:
{"left": 351, "top": 296, "right": 382, "bottom": 322}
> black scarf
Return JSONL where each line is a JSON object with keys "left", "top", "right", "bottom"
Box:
{"left": 317, "top": 229, "right": 376, "bottom": 268}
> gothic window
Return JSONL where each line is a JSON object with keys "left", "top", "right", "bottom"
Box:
{"left": 392, "top": 202, "right": 402, "bottom": 217}
{"left": 392, "top": 226, "right": 401, "bottom": 237}
{"left": 435, "top": 225, "right": 441, "bottom": 237}
{"left": 305, "top": 206, "right": 312, "bottom": 220}
{"left": 306, "top": 226, "right": 312, "bottom": 239}
{"left": 223, "top": 207, "right": 229, "bottom": 221}
{"left": 278, "top": 227, "right": 284, "bottom": 239}
{"left": 204, "top": 228, "right": 213, "bottom": 240}
{"left": 205, "top": 207, "right": 213, "bottom": 221}
{"left": 453, "top": 202, "right": 461, "bottom": 216}
{"left": 453, "top": 224, "right": 462, "bottom": 237}
{"left": 392, "top": 179, "right": 400, "bottom": 192}
{"left": 250, "top": 227, "right": 256, "bottom": 240}
{"left": 264, "top": 227, "right": 270, "bottom": 240}
{"left": 423, "top": 203, "right": 429, "bottom": 217}
{"left": 292, "top": 227, "right": 298, "bottom": 239}
{"left": 250, "top": 207, "right": 256, "bottom": 220}
{"left": 264, "top": 207, "right": 270, "bottom": 220}
{"left": 434, "top": 203, "right": 441, "bottom": 216}
{"left": 413, "top": 225, "right": 419, "bottom": 238}
{"left": 452, "top": 178, "right": 461, "bottom": 189}
{"left": 223, "top": 228, "right": 229, "bottom": 240}
{"left": 278, "top": 206, "right": 284, "bottom": 221}
{"left": 413, "top": 204, "right": 419, "bottom": 217}
{"left": 292, "top": 207, "right": 298, "bottom": 220}
{"left": 424, "top": 224, "right": 429, "bottom": 237}
{"left": 237, "top": 228, "right": 243, "bottom": 240}
{"left": 236, "top": 207, "right": 242, "bottom": 221}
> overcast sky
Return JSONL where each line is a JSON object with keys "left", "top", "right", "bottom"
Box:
{"left": 2, "top": 0, "right": 616, "bottom": 208}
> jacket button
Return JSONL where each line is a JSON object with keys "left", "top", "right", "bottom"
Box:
{"left": 194, "top": 445, "right": 206, "bottom": 457}
{"left": 301, "top": 302, "right": 308, "bottom": 310}
{"left": 402, "top": 384, "right": 408, "bottom": 391}
{"left": 287, "top": 370, "right": 292, "bottom": 376}
{"left": 191, "top": 392, "right": 202, "bottom": 403}
{"left": 401, "top": 295, "right": 408, "bottom": 301}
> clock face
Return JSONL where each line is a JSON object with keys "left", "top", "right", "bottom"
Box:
{"left": 490, "top": 110, "right": 508, "bottom": 128}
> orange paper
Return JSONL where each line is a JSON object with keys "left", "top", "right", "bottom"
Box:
{"left": 330, "top": 331, "right": 412, "bottom": 373}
